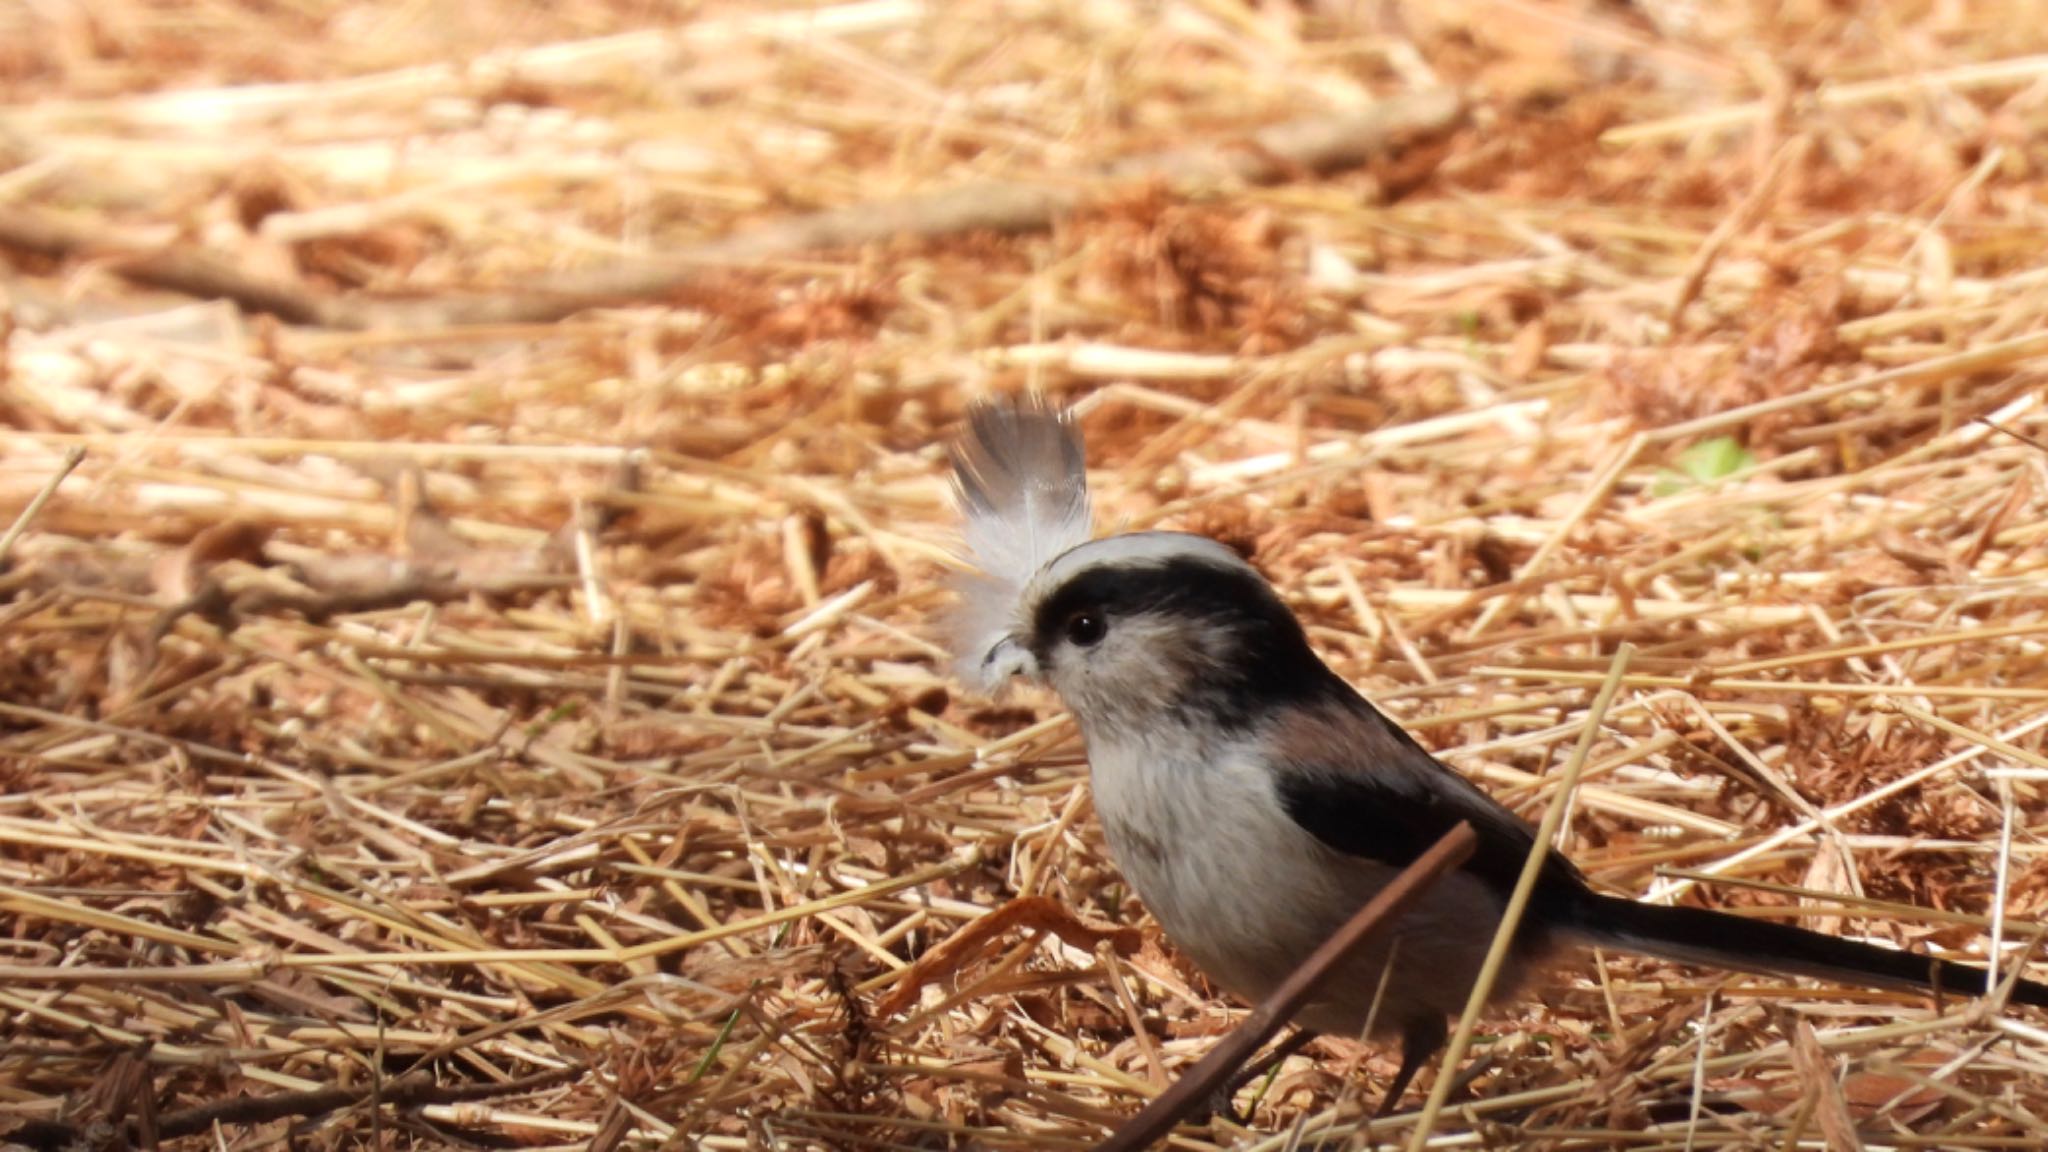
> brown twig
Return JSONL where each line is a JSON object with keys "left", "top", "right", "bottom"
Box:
{"left": 0, "top": 210, "right": 330, "bottom": 325}
{"left": 874, "top": 894, "right": 1142, "bottom": 1016}
{"left": 405, "top": 92, "right": 1465, "bottom": 329}
{"left": 0, "top": 91, "right": 1465, "bottom": 331}
{"left": 1092, "top": 822, "right": 1477, "bottom": 1152}
{"left": 0, "top": 446, "right": 84, "bottom": 563}
{"left": 12, "top": 6, "right": 2048, "bottom": 1148}
{"left": 1, "top": 1066, "right": 584, "bottom": 1152}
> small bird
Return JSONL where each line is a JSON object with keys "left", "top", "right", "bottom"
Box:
{"left": 945, "top": 395, "right": 2048, "bottom": 1112}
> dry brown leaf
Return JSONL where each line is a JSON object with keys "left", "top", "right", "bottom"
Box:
{"left": 1791, "top": 1018, "right": 1867, "bottom": 1152}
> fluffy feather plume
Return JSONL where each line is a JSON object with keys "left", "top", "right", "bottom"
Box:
{"left": 948, "top": 396, "right": 1094, "bottom": 689}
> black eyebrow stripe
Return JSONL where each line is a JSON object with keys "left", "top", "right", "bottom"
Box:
{"left": 1029, "top": 553, "right": 1350, "bottom": 726}
{"left": 1030, "top": 556, "right": 1272, "bottom": 642}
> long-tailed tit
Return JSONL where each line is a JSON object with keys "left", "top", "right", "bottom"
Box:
{"left": 945, "top": 396, "right": 2048, "bottom": 1110}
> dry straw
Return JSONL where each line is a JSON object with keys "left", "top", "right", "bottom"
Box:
{"left": 3, "top": 1, "right": 2048, "bottom": 1150}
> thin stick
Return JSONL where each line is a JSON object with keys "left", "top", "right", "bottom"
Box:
{"left": 1666, "top": 136, "right": 1808, "bottom": 336}
{"left": 1603, "top": 53, "right": 2048, "bottom": 146}
{"left": 1648, "top": 329, "right": 2048, "bottom": 444}
{"left": 3, "top": 1065, "right": 584, "bottom": 1152}
{"left": 0, "top": 445, "right": 84, "bottom": 561}
{"left": 1466, "top": 433, "right": 1644, "bottom": 638}
{"left": 0, "top": 94, "right": 1466, "bottom": 330}
{"left": 0, "top": 211, "right": 331, "bottom": 323}
{"left": 1404, "top": 644, "right": 1634, "bottom": 1152}
{"left": 1093, "top": 822, "right": 1477, "bottom": 1152}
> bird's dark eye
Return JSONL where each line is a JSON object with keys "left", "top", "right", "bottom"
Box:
{"left": 1064, "top": 611, "right": 1107, "bottom": 647}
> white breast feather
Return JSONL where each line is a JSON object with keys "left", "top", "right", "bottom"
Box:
{"left": 947, "top": 397, "right": 1094, "bottom": 689}
{"left": 1088, "top": 728, "right": 1520, "bottom": 1030}
{"left": 1088, "top": 731, "right": 1332, "bottom": 997}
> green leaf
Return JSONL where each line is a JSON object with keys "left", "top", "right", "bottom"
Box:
{"left": 1673, "top": 436, "right": 1755, "bottom": 483}
{"left": 1652, "top": 437, "right": 1756, "bottom": 496}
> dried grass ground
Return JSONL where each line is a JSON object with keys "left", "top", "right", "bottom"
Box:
{"left": 6, "top": 2, "right": 2048, "bottom": 1149}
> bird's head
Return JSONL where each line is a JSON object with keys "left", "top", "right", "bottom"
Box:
{"left": 947, "top": 398, "right": 1335, "bottom": 739}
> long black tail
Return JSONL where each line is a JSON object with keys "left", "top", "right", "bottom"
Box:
{"left": 1568, "top": 891, "right": 2048, "bottom": 1008}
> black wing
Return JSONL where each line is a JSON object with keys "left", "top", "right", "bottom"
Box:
{"left": 1275, "top": 701, "right": 2048, "bottom": 1009}
{"left": 1273, "top": 702, "right": 1594, "bottom": 926}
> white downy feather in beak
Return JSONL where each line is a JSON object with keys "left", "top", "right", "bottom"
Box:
{"left": 946, "top": 396, "right": 1094, "bottom": 690}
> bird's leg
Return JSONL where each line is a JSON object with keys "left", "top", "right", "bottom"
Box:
{"left": 1207, "top": 1028, "right": 1319, "bottom": 1123}
{"left": 1374, "top": 1016, "right": 1447, "bottom": 1118}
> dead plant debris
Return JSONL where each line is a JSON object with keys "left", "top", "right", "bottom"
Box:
{"left": 6, "top": 3, "right": 2048, "bottom": 1151}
